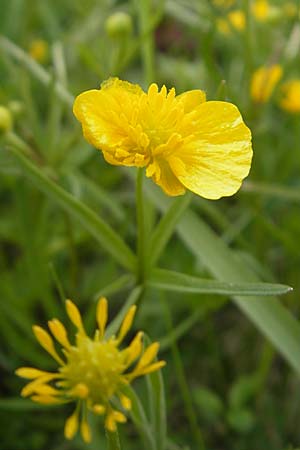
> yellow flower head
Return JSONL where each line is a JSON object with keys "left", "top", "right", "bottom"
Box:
{"left": 279, "top": 79, "right": 300, "bottom": 114}
{"left": 74, "top": 78, "right": 252, "bottom": 199}
{"left": 29, "top": 39, "right": 48, "bottom": 63}
{"left": 16, "top": 298, "right": 165, "bottom": 443}
{"left": 252, "top": 0, "right": 280, "bottom": 22}
{"left": 251, "top": 65, "right": 283, "bottom": 103}
{"left": 228, "top": 9, "right": 246, "bottom": 31}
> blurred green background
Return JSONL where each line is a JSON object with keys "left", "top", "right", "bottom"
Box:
{"left": 1, "top": 0, "right": 300, "bottom": 449}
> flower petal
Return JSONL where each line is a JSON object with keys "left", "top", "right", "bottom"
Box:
{"left": 177, "top": 89, "right": 206, "bottom": 112}
{"left": 168, "top": 101, "right": 252, "bottom": 199}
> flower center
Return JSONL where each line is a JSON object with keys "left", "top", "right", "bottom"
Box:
{"left": 60, "top": 335, "right": 126, "bottom": 404}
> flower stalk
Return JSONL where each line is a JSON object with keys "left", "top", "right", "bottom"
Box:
{"left": 136, "top": 168, "right": 146, "bottom": 285}
{"left": 106, "top": 428, "right": 122, "bottom": 450}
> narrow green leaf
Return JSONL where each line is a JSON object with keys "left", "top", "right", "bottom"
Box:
{"left": 7, "top": 140, "right": 136, "bottom": 272}
{"left": 144, "top": 182, "right": 300, "bottom": 375}
{"left": 149, "top": 268, "right": 292, "bottom": 296}
{"left": 0, "top": 398, "right": 48, "bottom": 411}
{"left": 123, "top": 386, "right": 156, "bottom": 450}
{"left": 145, "top": 339, "right": 167, "bottom": 450}
{"left": 149, "top": 193, "right": 192, "bottom": 267}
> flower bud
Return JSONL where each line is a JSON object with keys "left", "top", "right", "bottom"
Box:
{"left": 0, "top": 105, "right": 13, "bottom": 135}
{"left": 105, "top": 12, "right": 133, "bottom": 39}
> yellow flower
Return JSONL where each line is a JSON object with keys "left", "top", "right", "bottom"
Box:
{"left": 228, "top": 10, "right": 246, "bottom": 31}
{"left": 74, "top": 78, "right": 252, "bottom": 199}
{"left": 279, "top": 80, "right": 300, "bottom": 113}
{"left": 29, "top": 39, "right": 48, "bottom": 63}
{"left": 16, "top": 298, "right": 165, "bottom": 442}
{"left": 252, "top": 0, "right": 280, "bottom": 22}
{"left": 250, "top": 65, "right": 283, "bottom": 103}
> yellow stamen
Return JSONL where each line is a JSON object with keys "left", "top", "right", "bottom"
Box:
{"left": 32, "top": 326, "right": 64, "bottom": 365}
{"left": 96, "top": 297, "right": 108, "bottom": 337}
{"left": 48, "top": 319, "right": 71, "bottom": 349}
{"left": 65, "top": 299, "right": 85, "bottom": 332}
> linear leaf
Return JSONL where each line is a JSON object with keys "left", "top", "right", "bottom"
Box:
{"left": 149, "top": 268, "right": 292, "bottom": 296}
{"left": 144, "top": 181, "right": 300, "bottom": 375}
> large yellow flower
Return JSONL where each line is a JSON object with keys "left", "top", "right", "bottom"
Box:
{"left": 74, "top": 78, "right": 252, "bottom": 199}
{"left": 16, "top": 298, "right": 165, "bottom": 443}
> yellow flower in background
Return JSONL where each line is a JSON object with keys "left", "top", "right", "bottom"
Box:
{"left": 279, "top": 80, "right": 300, "bottom": 113}
{"left": 74, "top": 78, "right": 252, "bottom": 199}
{"left": 29, "top": 39, "right": 48, "bottom": 63}
{"left": 228, "top": 10, "right": 246, "bottom": 31}
{"left": 16, "top": 298, "right": 165, "bottom": 442}
{"left": 251, "top": 65, "right": 283, "bottom": 103}
{"left": 252, "top": 0, "right": 280, "bottom": 22}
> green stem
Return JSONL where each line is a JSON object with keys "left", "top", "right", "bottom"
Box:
{"left": 106, "top": 428, "right": 122, "bottom": 450}
{"left": 135, "top": 0, "right": 155, "bottom": 85}
{"left": 136, "top": 168, "right": 146, "bottom": 284}
{"left": 161, "top": 298, "right": 206, "bottom": 450}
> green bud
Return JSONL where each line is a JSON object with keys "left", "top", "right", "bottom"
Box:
{"left": 0, "top": 105, "right": 13, "bottom": 135}
{"left": 105, "top": 12, "right": 133, "bottom": 39}
{"left": 8, "top": 100, "right": 24, "bottom": 117}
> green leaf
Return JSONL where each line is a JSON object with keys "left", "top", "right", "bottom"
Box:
{"left": 7, "top": 140, "right": 136, "bottom": 272}
{"left": 124, "top": 386, "right": 156, "bottom": 450}
{"left": 145, "top": 336, "right": 167, "bottom": 450}
{"left": 144, "top": 182, "right": 300, "bottom": 375}
{"left": 149, "top": 193, "right": 192, "bottom": 267}
{"left": 148, "top": 268, "right": 292, "bottom": 296}
{"left": 0, "top": 398, "right": 48, "bottom": 411}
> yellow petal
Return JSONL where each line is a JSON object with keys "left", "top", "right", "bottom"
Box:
{"left": 168, "top": 101, "right": 252, "bottom": 199}
{"left": 96, "top": 297, "right": 108, "bottom": 338}
{"left": 69, "top": 383, "right": 89, "bottom": 399}
{"left": 31, "top": 394, "right": 66, "bottom": 405}
{"left": 93, "top": 404, "right": 106, "bottom": 415}
{"left": 65, "top": 299, "right": 85, "bottom": 332}
{"left": 113, "top": 410, "right": 127, "bottom": 423}
{"left": 32, "top": 326, "right": 64, "bottom": 365}
{"left": 73, "top": 79, "right": 149, "bottom": 167}
{"left": 65, "top": 410, "right": 79, "bottom": 440}
{"left": 119, "top": 393, "right": 132, "bottom": 410}
{"left": 33, "top": 384, "right": 61, "bottom": 396}
{"left": 15, "top": 367, "right": 57, "bottom": 379}
{"left": 105, "top": 411, "right": 117, "bottom": 432}
{"left": 81, "top": 419, "right": 92, "bottom": 443}
{"left": 125, "top": 331, "right": 144, "bottom": 366}
{"left": 135, "top": 360, "right": 166, "bottom": 376}
{"left": 21, "top": 375, "right": 60, "bottom": 397}
{"left": 117, "top": 305, "right": 136, "bottom": 342}
{"left": 146, "top": 157, "right": 186, "bottom": 196}
{"left": 177, "top": 89, "right": 206, "bottom": 112}
{"left": 138, "top": 342, "right": 160, "bottom": 368}
{"left": 48, "top": 319, "right": 70, "bottom": 348}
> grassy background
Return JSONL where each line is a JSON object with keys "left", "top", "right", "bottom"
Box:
{"left": 1, "top": 0, "right": 300, "bottom": 449}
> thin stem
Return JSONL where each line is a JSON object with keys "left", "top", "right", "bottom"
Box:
{"left": 106, "top": 428, "right": 122, "bottom": 450}
{"left": 136, "top": 168, "right": 146, "bottom": 284}
{"left": 162, "top": 298, "right": 206, "bottom": 450}
{"left": 135, "top": 0, "right": 155, "bottom": 85}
